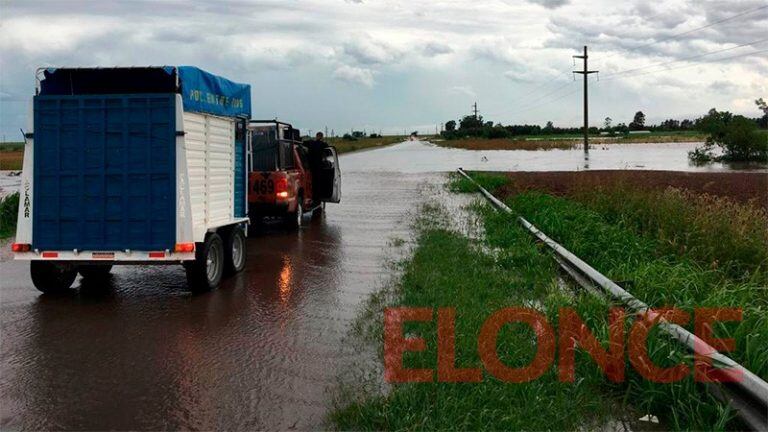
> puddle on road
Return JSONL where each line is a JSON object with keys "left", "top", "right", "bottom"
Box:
{"left": 341, "top": 140, "right": 766, "bottom": 173}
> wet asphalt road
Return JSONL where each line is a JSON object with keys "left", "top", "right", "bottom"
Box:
{"left": 0, "top": 142, "right": 446, "bottom": 430}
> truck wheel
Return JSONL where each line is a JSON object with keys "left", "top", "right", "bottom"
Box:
{"left": 185, "top": 233, "right": 224, "bottom": 293}
{"left": 224, "top": 227, "right": 247, "bottom": 275}
{"left": 79, "top": 265, "right": 113, "bottom": 279}
{"left": 30, "top": 261, "right": 77, "bottom": 294}
{"left": 284, "top": 196, "right": 305, "bottom": 229}
{"left": 312, "top": 201, "right": 325, "bottom": 219}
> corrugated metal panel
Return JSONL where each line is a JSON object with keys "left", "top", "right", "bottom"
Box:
{"left": 32, "top": 94, "right": 176, "bottom": 250}
{"left": 183, "top": 112, "right": 234, "bottom": 240}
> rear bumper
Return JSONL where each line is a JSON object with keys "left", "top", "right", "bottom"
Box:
{"left": 249, "top": 201, "right": 292, "bottom": 216}
{"left": 13, "top": 250, "right": 196, "bottom": 262}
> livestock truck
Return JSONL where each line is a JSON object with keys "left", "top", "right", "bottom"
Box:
{"left": 13, "top": 66, "right": 251, "bottom": 293}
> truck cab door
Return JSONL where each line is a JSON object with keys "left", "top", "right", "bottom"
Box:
{"left": 323, "top": 146, "right": 341, "bottom": 203}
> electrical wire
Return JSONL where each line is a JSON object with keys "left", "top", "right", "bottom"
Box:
{"left": 599, "top": 4, "right": 768, "bottom": 60}
{"left": 599, "top": 47, "right": 768, "bottom": 81}
{"left": 601, "top": 37, "right": 768, "bottom": 78}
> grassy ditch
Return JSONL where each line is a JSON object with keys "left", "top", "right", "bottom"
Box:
{"left": 333, "top": 174, "right": 766, "bottom": 431}
{"left": 327, "top": 136, "right": 406, "bottom": 154}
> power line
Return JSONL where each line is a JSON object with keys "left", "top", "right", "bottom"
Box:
{"left": 602, "top": 37, "right": 768, "bottom": 78}
{"left": 600, "top": 47, "right": 768, "bottom": 81}
{"left": 600, "top": 5, "right": 768, "bottom": 60}
{"left": 493, "top": 86, "right": 581, "bottom": 121}
{"left": 573, "top": 46, "right": 598, "bottom": 152}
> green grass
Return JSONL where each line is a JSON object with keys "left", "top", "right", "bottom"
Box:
{"left": 332, "top": 208, "right": 623, "bottom": 431}
{"left": 0, "top": 142, "right": 24, "bottom": 152}
{"left": 333, "top": 175, "right": 766, "bottom": 430}
{"left": 0, "top": 192, "right": 19, "bottom": 239}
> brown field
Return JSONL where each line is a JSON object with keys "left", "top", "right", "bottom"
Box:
{"left": 436, "top": 134, "right": 706, "bottom": 151}
{"left": 495, "top": 170, "right": 768, "bottom": 208}
{"left": 0, "top": 151, "right": 23, "bottom": 170}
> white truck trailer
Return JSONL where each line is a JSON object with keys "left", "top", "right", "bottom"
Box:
{"left": 13, "top": 66, "right": 251, "bottom": 293}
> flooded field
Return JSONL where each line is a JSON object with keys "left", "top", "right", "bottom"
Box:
{"left": 343, "top": 140, "right": 766, "bottom": 173}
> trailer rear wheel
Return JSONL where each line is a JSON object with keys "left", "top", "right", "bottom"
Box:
{"left": 79, "top": 265, "right": 113, "bottom": 279}
{"left": 185, "top": 233, "right": 224, "bottom": 293}
{"left": 30, "top": 261, "right": 77, "bottom": 294}
{"left": 224, "top": 227, "right": 247, "bottom": 275}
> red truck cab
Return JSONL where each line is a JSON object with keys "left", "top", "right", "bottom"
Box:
{"left": 248, "top": 120, "right": 340, "bottom": 228}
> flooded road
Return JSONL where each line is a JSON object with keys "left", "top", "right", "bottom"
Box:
{"left": 0, "top": 148, "right": 450, "bottom": 429}
{"left": 0, "top": 139, "right": 763, "bottom": 430}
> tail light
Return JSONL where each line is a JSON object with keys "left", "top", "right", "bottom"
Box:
{"left": 275, "top": 176, "right": 289, "bottom": 199}
{"left": 12, "top": 243, "right": 31, "bottom": 252}
{"left": 174, "top": 243, "right": 195, "bottom": 253}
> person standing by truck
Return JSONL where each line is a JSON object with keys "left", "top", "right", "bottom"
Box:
{"left": 305, "top": 132, "right": 332, "bottom": 200}
{"left": 305, "top": 132, "right": 328, "bottom": 171}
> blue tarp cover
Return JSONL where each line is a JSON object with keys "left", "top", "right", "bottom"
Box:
{"left": 39, "top": 66, "right": 251, "bottom": 118}
{"left": 178, "top": 66, "right": 251, "bottom": 118}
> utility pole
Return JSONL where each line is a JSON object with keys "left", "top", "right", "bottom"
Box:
{"left": 573, "top": 46, "right": 598, "bottom": 153}
{"left": 472, "top": 102, "right": 479, "bottom": 119}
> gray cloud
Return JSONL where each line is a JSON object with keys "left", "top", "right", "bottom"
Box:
{"left": 422, "top": 42, "right": 453, "bottom": 57}
{"left": 526, "top": 0, "right": 570, "bottom": 9}
{"left": 342, "top": 34, "right": 402, "bottom": 65}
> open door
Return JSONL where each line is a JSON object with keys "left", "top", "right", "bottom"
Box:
{"left": 325, "top": 146, "right": 341, "bottom": 203}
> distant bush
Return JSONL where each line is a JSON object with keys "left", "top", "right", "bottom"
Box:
{"left": 342, "top": 133, "right": 357, "bottom": 141}
{"left": 369, "top": 133, "right": 381, "bottom": 138}
{"left": 691, "top": 109, "right": 768, "bottom": 163}
{"left": 0, "top": 192, "right": 19, "bottom": 238}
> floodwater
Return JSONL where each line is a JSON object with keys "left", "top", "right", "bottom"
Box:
{"left": 0, "top": 164, "right": 466, "bottom": 429}
{"left": 343, "top": 140, "right": 767, "bottom": 173}
{"left": 0, "top": 140, "right": 761, "bottom": 430}
{"left": 0, "top": 141, "right": 764, "bottom": 199}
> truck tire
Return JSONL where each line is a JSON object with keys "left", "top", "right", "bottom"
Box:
{"left": 312, "top": 201, "right": 325, "bottom": 219}
{"left": 184, "top": 233, "right": 224, "bottom": 293}
{"left": 223, "top": 227, "right": 247, "bottom": 275}
{"left": 284, "top": 195, "right": 305, "bottom": 229}
{"left": 31, "top": 261, "right": 77, "bottom": 294}
{"left": 79, "top": 265, "right": 113, "bottom": 279}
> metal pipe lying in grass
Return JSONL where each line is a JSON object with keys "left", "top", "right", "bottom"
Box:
{"left": 456, "top": 168, "right": 768, "bottom": 431}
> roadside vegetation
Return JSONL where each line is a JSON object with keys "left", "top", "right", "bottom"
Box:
{"left": 0, "top": 142, "right": 24, "bottom": 170}
{"left": 435, "top": 131, "right": 705, "bottom": 151}
{"left": 0, "top": 192, "right": 19, "bottom": 239}
{"left": 326, "top": 135, "right": 406, "bottom": 154}
{"left": 333, "top": 172, "right": 767, "bottom": 431}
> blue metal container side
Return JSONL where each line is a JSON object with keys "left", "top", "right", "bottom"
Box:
{"left": 33, "top": 94, "right": 176, "bottom": 251}
{"left": 234, "top": 120, "right": 247, "bottom": 218}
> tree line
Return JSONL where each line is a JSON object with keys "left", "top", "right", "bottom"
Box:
{"left": 441, "top": 99, "right": 768, "bottom": 140}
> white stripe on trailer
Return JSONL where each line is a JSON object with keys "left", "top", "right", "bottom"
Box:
{"left": 14, "top": 98, "right": 35, "bottom": 245}
{"left": 175, "top": 94, "right": 195, "bottom": 246}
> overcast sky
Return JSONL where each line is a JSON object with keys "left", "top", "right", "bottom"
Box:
{"left": 0, "top": 0, "right": 766, "bottom": 138}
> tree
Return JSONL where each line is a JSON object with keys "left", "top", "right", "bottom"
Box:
{"left": 543, "top": 121, "right": 554, "bottom": 134}
{"left": 690, "top": 108, "right": 767, "bottom": 162}
{"left": 756, "top": 98, "right": 768, "bottom": 128}
{"left": 629, "top": 111, "right": 646, "bottom": 130}
{"left": 445, "top": 120, "right": 457, "bottom": 132}
{"left": 458, "top": 114, "right": 484, "bottom": 133}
